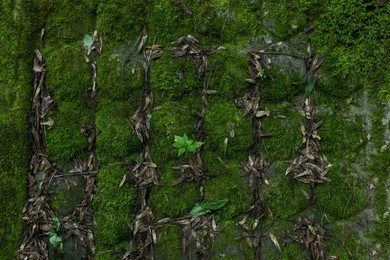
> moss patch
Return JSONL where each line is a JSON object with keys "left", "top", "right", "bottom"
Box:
{"left": 93, "top": 165, "right": 136, "bottom": 258}
{"left": 0, "top": 1, "right": 33, "bottom": 258}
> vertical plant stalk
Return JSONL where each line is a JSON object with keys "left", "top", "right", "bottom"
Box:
{"left": 83, "top": 30, "right": 102, "bottom": 105}
{"left": 124, "top": 30, "right": 163, "bottom": 259}
{"left": 170, "top": 35, "right": 220, "bottom": 259}
{"left": 170, "top": 35, "right": 218, "bottom": 199}
{"left": 56, "top": 30, "right": 103, "bottom": 256}
{"left": 236, "top": 52, "right": 272, "bottom": 260}
{"left": 284, "top": 218, "right": 328, "bottom": 260}
{"left": 285, "top": 46, "right": 330, "bottom": 204}
{"left": 17, "top": 50, "right": 56, "bottom": 259}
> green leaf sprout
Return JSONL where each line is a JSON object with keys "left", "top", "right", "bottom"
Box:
{"left": 172, "top": 134, "right": 203, "bottom": 157}
{"left": 83, "top": 35, "right": 93, "bottom": 47}
{"left": 190, "top": 199, "right": 228, "bottom": 216}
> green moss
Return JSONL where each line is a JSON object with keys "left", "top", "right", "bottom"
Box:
{"left": 97, "top": 51, "right": 143, "bottom": 101}
{"left": 370, "top": 215, "right": 390, "bottom": 258}
{"left": 326, "top": 223, "right": 368, "bottom": 259}
{"left": 262, "top": 68, "right": 303, "bottom": 102}
{"left": 40, "top": 1, "right": 97, "bottom": 164}
{"left": 96, "top": 0, "right": 147, "bottom": 42}
{"left": 150, "top": 164, "right": 199, "bottom": 219}
{"left": 368, "top": 148, "right": 390, "bottom": 258}
{"left": 93, "top": 164, "right": 136, "bottom": 258}
{"left": 0, "top": 177, "right": 27, "bottom": 259}
{"left": 149, "top": 98, "right": 196, "bottom": 162}
{"left": 264, "top": 171, "right": 310, "bottom": 222}
{"left": 154, "top": 224, "right": 182, "bottom": 259}
{"left": 261, "top": 102, "right": 302, "bottom": 162}
{"left": 203, "top": 161, "right": 251, "bottom": 221}
{"left": 50, "top": 176, "right": 86, "bottom": 216}
{"left": 277, "top": 242, "right": 309, "bottom": 260}
{"left": 315, "top": 168, "right": 366, "bottom": 221}
{"left": 1, "top": 0, "right": 389, "bottom": 258}
{"left": 148, "top": 1, "right": 217, "bottom": 45}
{"left": 310, "top": 0, "right": 390, "bottom": 98}
{"left": 203, "top": 100, "right": 252, "bottom": 159}
{"left": 318, "top": 101, "right": 365, "bottom": 163}
{"left": 95, "top": 99, "right": 140, "bottom": 162}
{"left": 44, "top": 43, "right": 91, "bottom": 102}
{"left": 263, "top": 1, "right": 306, "bottom": 40}
{"left": 0, "top": 2, "right": 33, "bottom": 258}
{"left": 213, "top": 220, "right": 254, "bottom": 259}
{"left": 44, "top": 0, "right": 96, "bottom": 49}
{"left": 211, "top": 51, "right": 248, "bottom": 96}
{"left": 45, "top": 101, "right": 91, "bottom": 164}
{"left": 152, "top": 56, "right": 199, "bottom": 100}
{"left": 209, "top": 0, "right": 265, "bottom": 43}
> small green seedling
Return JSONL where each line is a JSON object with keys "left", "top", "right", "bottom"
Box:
{"left": 190, "top": 199, "right": 228, "bottom": 216}
{"left": 173, "top": 134, "right": 203, "bottom": 157}
{"left": 48, "top": 216, "right": 63, "bottom": 253}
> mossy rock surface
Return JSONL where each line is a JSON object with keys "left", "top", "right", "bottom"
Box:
{"left": 1, "top": 0, "right": 389, "bottom": 259}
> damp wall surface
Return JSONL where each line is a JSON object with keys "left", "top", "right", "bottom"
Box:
{"left": 0, "top": 0, "right": 389, "bottom": 259}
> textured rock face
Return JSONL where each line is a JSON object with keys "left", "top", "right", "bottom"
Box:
{"left": 0, "top": 1, "right": 389, "bottom": 259}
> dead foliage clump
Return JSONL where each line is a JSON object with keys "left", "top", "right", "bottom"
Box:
{"left": 246, "top": 51, "right": 271, "bottom": 85}
{"left": 171, "top": 35, "right": 216, "bottom": 198}
{"left": 171, "top": 34, "right": 218, "bottom": 80}
{"left": 285, "top": 96, "right": 331, "bottom": 203}
{"left": 235, "top": 52, "right": 273, "bottom": 259}
{"left": 124, "top": 28, "right": 163, "bottom": 259}
{"left": 127, "top": 149, "right": 160, "bottom": 188}
{"left": 175, "top": 215, "right": 220, "bottom": 259}
{"left": 235, "top": 51, "right": 271, "bottom": 118}
{"left": 285, "top": 218, "right": 328, "bottom": 260}
{"left": 172, "top": 152, "right": 210, "bottom": 197}
{"left": 18, "top": 50, "right": 56, "bottom": 259}
{"left": 123, "top": 207, "right": 156, "bottom": 260}
{"left": 83, "top": 30, "right": 102, "bottom": 103}
{"left": 127, "top": 35, "right": 162, "bottom": 189}
{"left": 20, "top": 40, "right": 102, "bottom": 258}
{"left": 241, "top": 154, "right": 270, "bottom": 194}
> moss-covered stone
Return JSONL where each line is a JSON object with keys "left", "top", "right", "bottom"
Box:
{"left": 213, "top": 220, "right": 254, "bottom": 259}
{"left": 2, "top": 0, "right": 389, "bottom": 259}
{"left": 263, "top": 0, "right": 307, "bottom": 40}
{"left": 154, "top": 224, "right": 182, "bottom": 259}
{"left": 93, "top": 165, "right": 136, "bottom": 258}
{"left": 0, "top": 2, "right": 33, "bottom": 258}
{"left": 204, "top": 101, "right": 252, "bottom": 158}
{"left": 150, "top": 163, "right": 199, "bottom": 219}
{"left": 50, "top": 175, "right": 86, "bottom": 216}
{"left": 95, "top": 99, "right": 140, "bottom": 162}
{"left": 45, "top": 101, "right": 91, "bottom": 164}
{"left": 309, "top": 0, "right": 390, "bottom": 98}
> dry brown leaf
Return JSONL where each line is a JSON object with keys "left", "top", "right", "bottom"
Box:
{"left": 269, "top": 232, "right": 281, "bottom": 252}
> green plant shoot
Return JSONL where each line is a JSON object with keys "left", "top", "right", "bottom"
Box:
{"left": 190, "top": 199, "right": 229, "bottom": 216}
{"left": 48, "top": 216, "right": 64, "bottom": 252}
{"left": 172, "top": 134, "right": 203, "bottom": 157}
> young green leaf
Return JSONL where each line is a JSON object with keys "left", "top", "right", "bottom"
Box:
{"left": 190, "top": 199, "right": 228, "bottom": 216}
{"left": 174, "top": 135, "right": 184, "bottom": 144}
{"left": 187, "top": 144, "right": 197, "bottom": 152}
{"left": 304, "top": 74, "right": 316, "bottom": 100}
{"left": 173, "top": 142, "right": 183, "bottom": 148}
{"left": 83, "top": 35, "right": 93, "bottom": 47}
{"left": 194, "top": 141, "right": 203, "bottom": 148}
{"left": 53, "top": 216, "right": 60, "bottom": 231}
{"left": 182, "top": 133, "right": 189, "bottom": 143}
{"left": 49, "top": 232, "right": 63, "bottom": 249}
{"left": 178, "top": 147, "right": 186, "bottom": 157}
{"left": 185, "top": 139, "right": 194, "bottom": 145}
{"left": 191, "top": 203, "right": 211, "bottom": 216}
